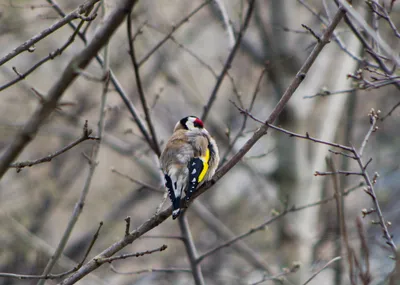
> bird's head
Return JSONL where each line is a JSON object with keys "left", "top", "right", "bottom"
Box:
{"left": 174, "top": 116, "right": 204, "bottom": 132}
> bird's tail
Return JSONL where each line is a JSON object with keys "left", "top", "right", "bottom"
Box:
{"left": 165, "top": 173, "right": 182, "bottom": 219}
{"left": 172, "top": 208, "right": 181, "bottom": 219}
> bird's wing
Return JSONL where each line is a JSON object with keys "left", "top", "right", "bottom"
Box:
{"left": 185, "top": 134, "right": 210, "bottom": 201}
{"left": 160, "top": 132, "right": 193, "bottom": 219}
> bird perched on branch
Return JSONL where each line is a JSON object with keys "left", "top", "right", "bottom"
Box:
{"left": 160, "top": 116, "right": 219, "bottom": 219}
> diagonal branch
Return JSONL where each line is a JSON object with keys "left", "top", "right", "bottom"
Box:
{"left": 0, "top": 0, "right": 100, "bottom": 67}
{"left": 58, "top": 7, "right": 347, "bottom": 285}
{"left": 201, "top": 0, "right": 256, "bottom": 122}
{"left": 10, "top": 122, "right": 98, "bottom": 170}
{"left": 127, "top": 11, "right": 161, "bottom": 156}
{"left": 0, "top": 9, "right": 97, "bottom": 92}
{"left": 0, "top": 0, "right": 139, "bottom": 179}
{"left": 138, "top": 1, "right": 211, "bottom": 67}
{"left": 94, "top": 245, "right": 167, "bottom": 264}
{"left": 178, "top": 214, "right": 205, "bottom": 285}
{"left": 46, "top": 0, "right": 153, "bottom": 156}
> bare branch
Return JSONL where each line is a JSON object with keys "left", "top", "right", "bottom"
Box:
{"left": 58, "top": 8, "right": 347, "bottom": 284}
{"left": 46, "top": 0, "right": 154, "bottom": 159}
{"left": 250, "top": 264, "right": 300, "bottom": 285}
{"left": 127, "top": 12, "right": 161, "bottom": 156}
{"left": 10, "top": 122, "right": 98, "bottom": 171}
{"left": 0, "top": 0, "right": 99, "bottom": 67}
{"left": 222, "top": 67, "right": 267, "bottom": 163}
{"left": 0, "top": 0, "right": 139, "bottom": 179}
{"left": 201, "top": 0, "right": 256, "bottom": 122}
{"left": 212, "top": 0, "right": 235, "bottom": 48}
{"left": 302, "top": 257, "right": 342, "bottom": 285}
{"left": 0, "top": 7, "right": 97, "bottom": 92}
{"left": 338, "top": 0, "right": 400, "bottom": 66}
{"left": 110, "top": 266, "right": 192, "bottom": 275}
{"left": 232, "top": 103, "right": 354, "bottom": 153}
{"left": 178, "top": 214, "right": 205, "bottom": 285}
{"left": 301, "top": 23, "right": 321, "bottom": 42}
{"left": 94, "top": 245, "right": 167, "bottom": 264}
{"left": 197, "top": 210, "right": 288, "bottom": 264}
{"left": 353, "top": 148, "right": 397, "bottom": 258}
{"left": 111, "top": 168, "right": 163, "bottom": 193}
{"left": 0, "top": 222, "right": 103, "bottom": 280}
{"left": 138, "top": 1, "right": 211, "bottom": 67}
{"left": 314, "top": 170, "right": 362, "bottom": 176}
{"left": 359, "top": 108, "right": 379, "bottom": 157}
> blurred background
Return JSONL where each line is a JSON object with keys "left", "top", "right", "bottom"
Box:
{"left": 0, "top": 0, "right": 399, "bottom": 284}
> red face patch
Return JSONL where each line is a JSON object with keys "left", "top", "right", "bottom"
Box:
{"left": 194, "top": 118, "right": 204, "bottom": 128}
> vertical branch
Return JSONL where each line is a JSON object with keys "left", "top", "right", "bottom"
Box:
{"left": 36, "top": 3, "right": 111, "bottom": 284}
{"left": 354, "top": 111, "right": 397, "bottom": 258}
{"left": 212, "top": 0, "right": 235, "bottom": 48}
{"left": 203, "top": 7, "right": 346, "bottom": 185}
{"left": 127, "top": 11, "right": 161, "bottom": 156}
{"left": 0, "top": 0, "right": 139, "bottom": 179}
{"left": 221, "top": 67, "right": 266, "bottom": 163}
{"left": 201, "top": 0, "right": 256, "bottom": 122}
{"left": 326, "top": 157, "right": 344, "bottom": 285}
{"left": 331, "top": 156, "right": 356, "bottom": 285}
{"left": 46, "top": 0, "right": 154, "bottom": 153}
{"left": 178, "top": 213, "right": 205, "bottom": 285}
{"left": 47, "top": 7, "right": 347, "bottom": 284}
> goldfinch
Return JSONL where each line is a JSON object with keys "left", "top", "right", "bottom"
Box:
{"left": 160, "top": 116, "right": 219, "bottom": 219}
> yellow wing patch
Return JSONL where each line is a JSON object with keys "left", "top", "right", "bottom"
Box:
{"left": 198, "top": 148, "right": 210, "bottom": 182}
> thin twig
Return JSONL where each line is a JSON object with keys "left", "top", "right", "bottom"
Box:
{"left": 356, "top": 217, "right": 372, "bottom": 283}
{"left": 232, "top": 103, "right": 354, "bottom": 152}
{"left": 337, "top": 0, "right": 399, "bottom": 65}
{"left": 314, "top": 170, "right": 362, "bottom": 176}
{"left": 197, "top": 209, "right": 288, "bottom": 264}
{"left": 353, "top": 128, "right": 397, "bottom": 259}
{"left": 110, "top": 266, "right": 192, "bottom": 275}
{"left": 0, "top": 6, "right": 96, "bottom": 92}
{"left": 111, "top": 168, "right": 163, "bottom": 193}
{"left": 127, "top": 12, "right": 161, "bottom": 156}
{"left": 58, "top": 8, "right": 347, "bottom": 284}
{"left": 0, "top": 220, "right": 103, "bottom": 280}
{"left": 201, "top": 0, "right": 256, "bottom": 122}
{"left": 333, "top": 0, "right": 400, "bottom": 79}
{"left": 94, "top": 245, "right": 167, "bottom": 264}
{"left": 359, "top": 109, "right": 378, "bottom": 157}
{"left": 0, "top": 0, "right": 139, "bottom": 180}
{"left": 0, "top": 0, "right": 99, "bottom": 67}
{"left": 37, "top": 7, "right": 112, "bottom": 283}
{"left": 297, "top": 0, "right": 372, "bottom": 67}
{"left": 222, "top": 67, "right": 267, "bottom": 164}
{"left": 141, "top": 234, "right": 183, "bottom": 240}
{"left": 301, "top": 24, "right": 321, "bottom": 42}
{"left": 250, "top": 264, "right": 300, "bottom": 285}
{"left": 381, "top": 100, "right": 400, "bottom": 120}
{"left": 194, "top": 184, "right": 358, "bottom": 264}
{"left": 138, "top": 1, "right": 211, "bottom": 67}
{"left": 10, "top": 122, "right": 98, "bottom": 170}
{"left": 178, "top": 214, "right": 205, "bottom": 285}
{"left": 192, "top": 202, "right": 273, "bottom": 273}
{"left": 212, "top": 0, "right": 235, "bottom": 48}
{"left": 144, "top": 23, "right": 218, "bottom": 78}
{"left": 46, "top": 0, "right": 153, "bottom": 156}
{"left": 302, "top": 257, "right": 342, "bottom": 285}
{"left": 0, "top": 221, "right": 103, "bottom": 280}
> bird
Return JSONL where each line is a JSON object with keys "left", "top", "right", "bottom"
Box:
{"left": 160, "top": 116, "right": 219, "bottom": 219}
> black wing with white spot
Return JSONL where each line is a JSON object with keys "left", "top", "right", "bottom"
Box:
{"left": 185, "top": 157, "right": 204, "bottom": 201}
